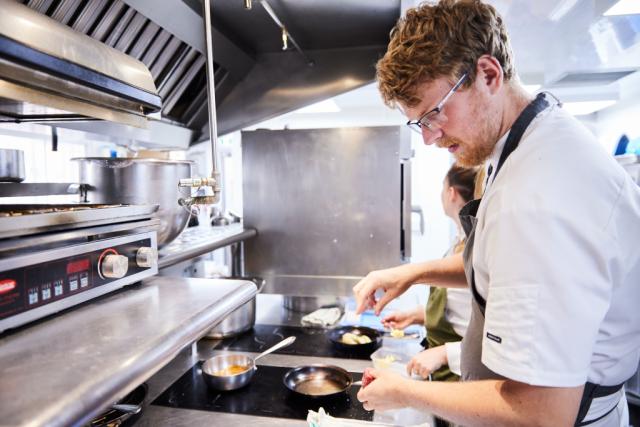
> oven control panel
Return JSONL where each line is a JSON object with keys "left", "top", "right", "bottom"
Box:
{"left": 0, "top": 232, "right": 157, "bottom": 332}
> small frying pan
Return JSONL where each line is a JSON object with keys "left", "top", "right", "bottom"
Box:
{"left": 326, "top": 326, "right": 382, "bottom": 355}
{"left": 283, "top": 364, "right": 362, "bottom": 399}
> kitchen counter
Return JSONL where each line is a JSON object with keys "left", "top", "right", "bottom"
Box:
{"left": 158, "top": 223, "right": 257, "bottom": 269}
{"left": 0, "top": 276, "right": 258, "bottom": 427}
{"left": 135, "top": 294, "right": 434, "bottom": 426}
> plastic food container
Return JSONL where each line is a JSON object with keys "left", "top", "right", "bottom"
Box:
{"left": 370, "top": 347, "right": 410, "bottom": 376}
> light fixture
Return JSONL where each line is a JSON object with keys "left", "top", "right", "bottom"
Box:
{"left": 548, "top": 0, "right": 580, "bottom": 21}
{"left": 562, "top": 100, "right": 617, "bottom": 115}
{"left": 604, "top": 0, "right": 640, "bottom": 16}
{"left": 295, "top": 99, "right": 341, "bottom": 114}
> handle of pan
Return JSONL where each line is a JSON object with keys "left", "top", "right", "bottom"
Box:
{"left": 253, "top": 336, "right": 296, "bottom": 363}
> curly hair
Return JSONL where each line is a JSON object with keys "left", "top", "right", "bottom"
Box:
{"left": 376, "top": 0, "right": 516, "bottom": 108}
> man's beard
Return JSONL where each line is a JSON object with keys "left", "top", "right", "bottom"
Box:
{"left": 441, "top": 102, "right": 500, "bottom": 167}
{"left": 440, "top": 134, "right": 495, "bottom": 167}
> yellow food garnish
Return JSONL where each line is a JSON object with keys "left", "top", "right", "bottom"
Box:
{"left": 373, "top": 354, "right": 397, "bottom": 369}
{"left": 341, "top": 332, "right": 372, "bottom": 345}
{"left": 390, "top": 328, "right": 405, "bottom": 338}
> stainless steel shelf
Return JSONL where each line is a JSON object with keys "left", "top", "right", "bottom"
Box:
{"left": 158, "top": 223, "right": 257, "bottom": 269}
{"left": 0, "top": 276, "right": 258, "bottom": 427}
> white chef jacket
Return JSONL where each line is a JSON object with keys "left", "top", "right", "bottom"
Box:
{"left": 472, "top": 104, "right": 640, "bottom": 421}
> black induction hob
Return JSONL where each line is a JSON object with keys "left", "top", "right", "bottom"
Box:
{"left": 152, "top": 363, "right": 373, "bottom": 421}
{"left": 216, "top": 324, "right": 378, "bottom": 360}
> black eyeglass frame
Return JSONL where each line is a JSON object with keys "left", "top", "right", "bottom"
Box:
{"left": 406, "top": 73, "right": 468, "bottom": 133}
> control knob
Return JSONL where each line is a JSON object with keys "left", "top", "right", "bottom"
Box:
{"left": 136, "top": 247, "right": 157, "bottom": 268}
{"left": 101, "top": 254, "right": 129, "bottom": 279}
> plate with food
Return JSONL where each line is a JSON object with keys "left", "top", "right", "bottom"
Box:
{"left": 326, "top": 325, "right": 382, "bottom": 355}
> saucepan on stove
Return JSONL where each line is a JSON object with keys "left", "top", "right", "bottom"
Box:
{"left": 283, "top": 364, "right": 362, "bottom": 399}
{"left": 202, "top": 336, "right": 296, "bottom": 391}
{"left": 326, "top": 326, "right": 382, "bottom": 356}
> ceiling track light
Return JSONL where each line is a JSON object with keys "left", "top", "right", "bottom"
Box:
{"left": 604, "top": 0, "right": 640, "bottom": 16}
{"left": 548, "top": 0, "right": 580, "bottom": 21}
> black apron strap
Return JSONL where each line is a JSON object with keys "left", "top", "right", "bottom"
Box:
{"left": 492, "top": 92, "right": 550, "bottom": 182}
{"left": 574, "top": 381, "right": 625, "bottom": 426}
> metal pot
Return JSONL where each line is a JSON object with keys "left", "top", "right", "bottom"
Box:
{"left": 206, "top": 277, "right": 266, "bottom": 338}
{"left": 202, "top": 336, "right": 296, "bottom": 391}
{"left": 0, "top": 149, "right": 25, "bottom": 182}
{"left": 72, "top": 157, "right": 192, "bottom": 247}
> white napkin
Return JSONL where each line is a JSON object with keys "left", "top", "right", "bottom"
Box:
{"left": 301, "top": 307, "right": 342, "bottom": 327}
{"left": 307, "top": 408, "right": 430, "bottom": 427}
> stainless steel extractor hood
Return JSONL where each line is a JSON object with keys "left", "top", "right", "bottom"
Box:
{"left": 8, "top": 0, "right": 399, "bottom": 146}
{"left": 0, "top": 0, "right": 161, "bottom": 128}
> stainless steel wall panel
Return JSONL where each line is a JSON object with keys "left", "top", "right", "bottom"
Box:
{"left": 242, "top": 127, "right": 408, "bottom": 284}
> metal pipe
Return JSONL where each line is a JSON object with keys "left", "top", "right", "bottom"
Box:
{"left": 243, "top": 0, "right": 252, "bottom": 10}
{"left": 259, "top": 0, "right": 314, "bottom": 66}
{"left": 202, "top": 0, "right": 222, "bottom": 203}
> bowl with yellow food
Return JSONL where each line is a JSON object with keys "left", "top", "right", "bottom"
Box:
{"left": 326, "top": 325, "right": 382, "bottom": 356}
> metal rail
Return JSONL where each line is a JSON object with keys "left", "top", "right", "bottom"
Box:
{"left": 202, "top": 0, "right": 221, "bottom": 203}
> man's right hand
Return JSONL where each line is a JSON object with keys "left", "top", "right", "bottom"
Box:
{"left": 353, "top": 265, "right": 413, "bottom": 315}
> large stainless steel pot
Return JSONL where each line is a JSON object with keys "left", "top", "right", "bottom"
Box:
{"left": 72, "top": 157, "right": 192, "bottom": 247}
{"left": 206, "top": 277, "right": 266, "bottom": 338}
{"left": 0, "top": 149, "right": 25, "bottom": 182}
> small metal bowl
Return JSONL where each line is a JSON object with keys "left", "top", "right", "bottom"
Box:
{"left": 201, "top": 354, "right": 255, "bottom": 391}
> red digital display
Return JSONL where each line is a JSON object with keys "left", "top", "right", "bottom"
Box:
{"left": 0, "top": 279, "right": 16, "bottom": 295}
{"left": 66, "top": 259, "right": 90, "bottom": 275}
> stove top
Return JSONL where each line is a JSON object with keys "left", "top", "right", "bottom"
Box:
{"left": 152, "top": 363, "right": 373, "bottom": 421}
{"left": 217, "top": 324, "right": 379, "bottom": 360}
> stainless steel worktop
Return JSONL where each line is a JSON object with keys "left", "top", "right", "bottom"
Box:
{"left": 135, "top": 294, "right": 434, "bottom": 426}
{"left": 158, "top": 223, "right": 257, "bottom": 269}
{"left": 0, "top": 276, "right": 258, "bottom": 427}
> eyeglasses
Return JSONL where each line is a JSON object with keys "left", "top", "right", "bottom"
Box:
{"left": 406, "top": 73, "right": 468, "bottom": 134}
